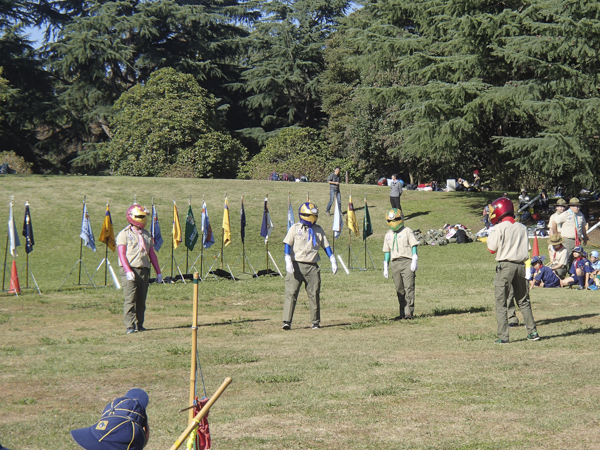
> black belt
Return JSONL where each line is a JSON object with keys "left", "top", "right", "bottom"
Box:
{"left": 498, "top": 260, "right": 524, "bottom": 264}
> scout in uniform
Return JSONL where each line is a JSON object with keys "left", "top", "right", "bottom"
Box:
{"left": 530, "top": 255, "right": 561, "bottom": 288}
{"left": 547, "top": 234, "right": 568, "bottom": 278}
{"left": 486, "top": 197, "right": 540, "bottom": 343}
{"left": 382, "top": 208, "right": 419, "bottom": 320}
{"left": 117, "top": 204, "right": 163, "bottom": 334}
{"left": 548, "top": 198, "right": 567, "bottom": 236}
{"left": 282, "top": 202, "right": 337, "bottom": 330}
{"left": 551, "top": 197, "right": 588, "bottom": 267}
{"left": 560, "top": 246, "right": 594, "bottom": 289}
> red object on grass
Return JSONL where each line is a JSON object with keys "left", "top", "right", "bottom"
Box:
{"left": 532, "top": 235, "right": 540, "bottom": 257}
{"left": 193, "top": 397, "right": 211, "bottom": 449}
{"left": 9, "top": 260, "right": 20, "bottom": 294}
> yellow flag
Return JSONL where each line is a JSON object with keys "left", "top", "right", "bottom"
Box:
{"left": 223, "top": 197, "right": 231, "bottom": 247}
{"left": 173, "top": 203, "right": 182, "bottom": 249}
{"left": 99, "top": 205, "right": 116, "bottom": 251}
{"left": 347, "top": 195, "right": 359, "bottom": 238}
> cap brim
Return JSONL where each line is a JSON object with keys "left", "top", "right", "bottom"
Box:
{"left": 125, "top": 389, "right": 149, "bottom": 409}
{"left": 71, "top": 427, "right": 109, "bottom": 450}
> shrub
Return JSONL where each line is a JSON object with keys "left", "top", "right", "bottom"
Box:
{"left": 0, "top": 151, "right": 33, "bottom": 174}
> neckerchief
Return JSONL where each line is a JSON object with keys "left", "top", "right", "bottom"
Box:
{"left": 392, "top": 231, "right": 400, "bottom": 252}
{"left": 129, "top": 225, "right": 147, "bottom": 254}
{"left": 304, "top": 225, "right": 317, "bottom": 247}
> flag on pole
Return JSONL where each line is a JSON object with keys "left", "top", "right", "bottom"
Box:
{"left": 347, "top": 195, "right": 359, "bottom": 238}
{"left": 8, "top": 202, "right": 20, "bottom": 257}
{"left": 173, "top": 202, "right": 182, "bottom": 249}
{"left": 80, "top": 203, "right": 96, "bottom": 252}
{"left": 333, "top": 197, "right": 343, "bottom": 239}
{"left": 202, "top": 201, "right": 215, "bottom": 248}
{"left": 240, "top": 199, "right": 246, "bottom": 244}
{"left": 151, "top": 205, "right": 163, "bottom": 251}
{"left": 287, "top": 202, "right": 295, "bottom": 231}
{"left": 99, "top": 205, "right": 116, "bottom": 252}
{"left": 22, "top": 203, "right": 34, "bottom": 254}
{"left": 260, "top": 198, "right": 274, "bottom": 243}
{"left": 223, "top": 197, "right": 231, "bottom": 247}
{"left": 185, "top": 205, "right": 199, "bottom": 251}
{"left": 363, "top": 202, "right": 373, "bottom": 241}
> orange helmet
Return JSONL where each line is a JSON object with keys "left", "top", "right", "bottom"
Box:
{"left": 126, "top": 204, "right": 149, "bottom": 228}
{"left": 489, "top": 198, "right": 514, "bottom": 225}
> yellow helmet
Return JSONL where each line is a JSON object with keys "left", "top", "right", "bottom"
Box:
{"left": 386, "top": 208, "right": 404, "bottom": 231}
{"left": 299, "top": 202, "right": 318, "bottom": 226}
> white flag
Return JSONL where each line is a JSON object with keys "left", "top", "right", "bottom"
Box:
{"left": 333, "top": 198, "right": 343, "bottom": 239}
{"left": 8, "top": 202, "right": 20, "bottom": 257}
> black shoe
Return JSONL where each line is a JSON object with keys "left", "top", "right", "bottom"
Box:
{"left": 312, "top": 323, "right": 322, "bottom": 329}
{"left": 137, "top": 326, "right": 146, "bottom": 332}
{"left": 126, "top": 327, "right": 137, "bottom": 334}
{"left": 404, "top": 315, "right": 413, "bottom": 320}
{"left": 509, "top": 322, "right": 519, "bottom": 328}
{"left": 495, "top": 339, "right": 509, "bottom": 344}
{"left": 282, "top": 322, "right": 291, "bottom": 330}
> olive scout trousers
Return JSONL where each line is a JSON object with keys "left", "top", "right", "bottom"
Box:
{"left": 283, "top": 262, "right": 321, "bottom": 325}
{"left": 391, "top": 258, "right": 415, "bottom": 318}
{"left": 121, "top": 267, "right": 150, "bottom": 329}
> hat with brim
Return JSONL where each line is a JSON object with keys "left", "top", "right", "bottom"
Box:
{"left": 548, "top": 235, "right": 563, "bottom": 245}
{"left": 71, "top": 390, "right": 148, "bottom": 450}
{"left": 573, "top": 246, "right": 584, "bottom": 253}
{"left": 556, "top": 198, "right": 567, "bottom": 206}
{"left": 568, "top": 198, "right": 582, "bottom": 207}
{"left": 531, "top": 255, "right": 545, "bottom": 265}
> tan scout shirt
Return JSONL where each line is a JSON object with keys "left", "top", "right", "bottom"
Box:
{"left": 283, "top": 223, "right": 330, "bottom": 263}
{"left": 548, "top": 212, "right": 562, "bottom": 234}
{"left": 116, "top": 226, "right": 153, "bottom": 268}
{"left": 487, "top": 220, "right": 529, "bottom": 263}
{"left": 548, "top": 244, "right": 568, "bottom": 268}
{"left": 382, "top": 227, "right": 418, "bottom": 260}
{"left": 554, "top": 210, "right": 586, "bottom": 239}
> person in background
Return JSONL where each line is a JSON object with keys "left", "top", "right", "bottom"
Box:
{"left": 547, "top": 234, "right": 568, "bottom": 279}
{"left": 518, "top": 189, "right": 531, "bottom": 221}
{"left": 530, "top": 255, "right": 561, "bottom": 288}
{"left": 117, "top": 205, "right": 163, "bottom": 334}
{"left": 71, "top": 389, "right": 150, "bottom": 450}
{"left": 325, "top": 167, "right": 341, "bottom": 216}
{"left": 537, "top": 189, "right": 549, "bottom": 213}
{"left": 483, "top": 200, "right": 493, "bottom": 228}
{"left": 383, "top": 208, "right": 419, "bottom": 320}
{"left": 389, "top": 174, "right": 403, "bottom": 210}
{"left": 486, "top": 197, "right": 540, "bottom": 343}
{"left": 473, "top": 170, "right": 481, "bottom": 190}
{"left": 560, "top": 246, "right": 593, "bottom": 290}
{"left": 552, "top": 197, "right": 588, "bottom": 268}
{"left": 548, "top": 198, "right": 567, "bottom": 236}
{"left": 587, "top": 251, "right": 600, "bottom": 290}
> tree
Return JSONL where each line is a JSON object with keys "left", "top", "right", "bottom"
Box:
{"left": 102, "top": 68, "right": 247, "bottom": 178}
{"left": 234, "top": 0, "right": 349, "bottom": 141}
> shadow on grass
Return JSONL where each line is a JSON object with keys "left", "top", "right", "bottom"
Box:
{"left": 426, "top": 306, "right": 491, "bottom": 317}
{"left": 515, "top": 325, "right": 600, "bottom": 341}
{"left": 536, "top": 313, "right": 598, "bottom": 325}
{"left": 148, "top": 318, "right": 269, "bottom": 331}
{"left": 403, "top": 211, "right": 431, "bottom": 220}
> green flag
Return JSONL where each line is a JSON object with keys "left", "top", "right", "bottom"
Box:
{"left": 185, "top": 205, "right": 199, "bottom": 251}
{"left": 363, "top": 202, "right": 373, "bottom": 241}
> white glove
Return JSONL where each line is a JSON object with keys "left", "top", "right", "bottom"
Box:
{"left": 125, "top": 271, "right": 135, "bottom": 281}
{"left": 330, "top": 255, "right": 338, "bottom": 275}
{"left": 383, "top": 261, "right": 389, "bottom": 279}
{"left": 410, "top": 254, "right": 418, "bottom": 272}
{"left": 285, "top": 255, "right": 294, "bottom": 274}
{"left": 156, "top": 273, "right": 163, "bottom": 283}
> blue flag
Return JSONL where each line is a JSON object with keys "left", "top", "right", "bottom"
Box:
{"left": 202, "top": 201, "right": 215, "bottom": 248}
{"left": 80, "top": 203, "right": 96, "bottom": 252}
{"left": 287, "top": 203, "right": 295, "bottom": 231}
{"left": 22, "top": 203, "right": 34, "bottom": 254}
{"left": 151, "top": 205, "right": 163, "bottom": 252}
{"left": 260, "top": 198, "right": 274, "bottom": 243}
{"left": 241, "top": 200, "right": 246, "bottom": 244}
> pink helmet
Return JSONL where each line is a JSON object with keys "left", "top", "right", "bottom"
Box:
{"left": 126, "top": 204, "right": 149, "bottom": 228}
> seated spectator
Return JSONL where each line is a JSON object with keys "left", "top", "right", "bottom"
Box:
{"left": 587, "top": 251, "right": 600, "bottom": 290}
{"left": 560, "top": 246, "right": 593, "bottom": 290}
{"left": 518, "top": 189, "right": 531, "bottom": 221}
{"left": 547, "top": 234, "right": 568, "bottom": 278}
{"left": 530, "top": 255, "right": 561, "bottom": 288}
{"left": 456, "top": 178, "right": 469, "bottom": 191}
{"left": 482, "top": 200, "right": 493, "bottom": 228}
{"left": 472, "top": 170, "right": 481, "bottom": 191}
{"left": 536, "top": 189, "right": 549, "bottom": 213}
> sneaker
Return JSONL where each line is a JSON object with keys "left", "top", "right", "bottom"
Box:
{"left": 588, "top": 285, "right": 599, "bottom": 291}
{"left": 282, "top": 322, "right": 291, "bottom": 330}
{"left": 137, "top": 326, "right": 146, "bottom": 332}
{"left": 527, "top": 332, "right": 540, "bottom": 341}
{"left": 576, "top": 285, "right": 585, "bottom": 290}
{"left": 509, "top": 322, "right": 519, "bottom": 328}
{"left": 325, "top": 211, "right": 330, "bottom": 216}
{"left": 404, "top": 315, "right": 413, "bottom": 320}
{"left": 126, "top": 328, "right": 137, "bottom": 334}
{"left": 495, "top": 339, "right": 509, "bottom": 344}
{"left": 312, "top": 323, "right": 322, "bottom": 329}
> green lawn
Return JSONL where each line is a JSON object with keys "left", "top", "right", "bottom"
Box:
{"left": 1, "top": 176, "right": 600, "bottom": 449}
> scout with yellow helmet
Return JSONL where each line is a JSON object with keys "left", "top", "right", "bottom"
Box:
{"left": 382, "top": 208, "right": 419, "bottom": 320}
{"left": 282, "top": 202, "right": 337, "bottom": 330}
{"left": 117, "top": 203, "right": 163, "bottom": 334}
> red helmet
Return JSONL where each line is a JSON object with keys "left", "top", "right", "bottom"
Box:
{"left": 126, "top": 204, "right": 149, "bottom": 228}
{"left": 489, "top": 197, "right": 514, "bottom": 225}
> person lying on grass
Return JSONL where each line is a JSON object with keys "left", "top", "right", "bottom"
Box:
{"left": 560, "top": 246, "right": 593, "bottom": 290}
{"left": 530, "top": 255, "right": 561, "bottom": 288}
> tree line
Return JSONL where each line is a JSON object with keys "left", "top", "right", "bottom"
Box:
{"left": 2, "top": 0, "right": 600, "bottom": 190}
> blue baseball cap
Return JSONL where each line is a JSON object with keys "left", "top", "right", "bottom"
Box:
{"left": 591, "top": 251, "right": 599, "bottom": 259}
{"left": 531, "top": 255, "right": 545, "bottom": 265}
{"left": 573, "top": 246, "right": 584, "bottom": 253}
{"left": 71, "top": 389, "right": 149, "bottom": 450}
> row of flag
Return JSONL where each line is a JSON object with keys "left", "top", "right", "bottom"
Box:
{"left": 47, "top": 195, "right": 374, "bottom": 255}
{"left": 7, "top": 201, "right": 34, "bottom": 258}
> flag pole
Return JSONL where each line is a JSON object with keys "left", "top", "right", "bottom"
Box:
{"left": 2, "top": 234, "right": 7, "bottom": 291}
{"left": 221, "top": 193, "right": 226, "bottom": 270}
{"left": 151, "top": 197, "right": 154, "bottom": 279}
{"left": 266, "top": 194, "right": 269, "bottom": 273}
{"left": 189, "top": 272, "right": 199, "bottom": 425}
{"left": 186, "top": 196, "right": 191, "bottom": 274}
{"left": 201, "top": 195, "right": 205, "bottom": 278}
{"left": 171, "top": 200, "right": 175, "bottom": 279}
{"left": 104, "top": 200, "right": 109, "bottom": 286}
{"left": 364, "top": 195, "right": 367, "bottom": 269}
{"left": 307, "top": 191, "right": 309, "bottom": 202}
{"left": 79, "top": 196, "right": 86, "bottom": 285}
{"left": 242, "top": 196, "right": 245, "bottom": 273}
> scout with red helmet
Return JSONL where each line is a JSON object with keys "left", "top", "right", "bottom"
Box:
{"left": 487, "top": 197, "right": 540, "bottom": 343}
{"left": 117, "top": 204, "right": 163, "bottom": 334}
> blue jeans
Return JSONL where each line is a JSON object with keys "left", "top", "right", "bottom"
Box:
{"left": 326, "top": 190, "right": 341, "bottom": 213}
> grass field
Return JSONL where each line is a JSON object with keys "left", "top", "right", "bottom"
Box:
{"left": 2, "top": 176, "right": 600, "bottom": 449}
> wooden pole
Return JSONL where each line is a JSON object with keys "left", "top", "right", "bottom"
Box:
{"left": 364, "top": 196, "right": 367, "bottom": 269}
{"left": 242, "top": 196, "right": 245, "bottom": 273}
{"left": 2, "top": 235, "right": 8, "bottom": 291}
{"left": 79, "top": 197, "right": 85, "bottom": 285}
{"left": 169, "top": 377, "right": 232, "bottom": 450}
{"left": 188, "top": 272, "right": 199, "bottom": 425}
